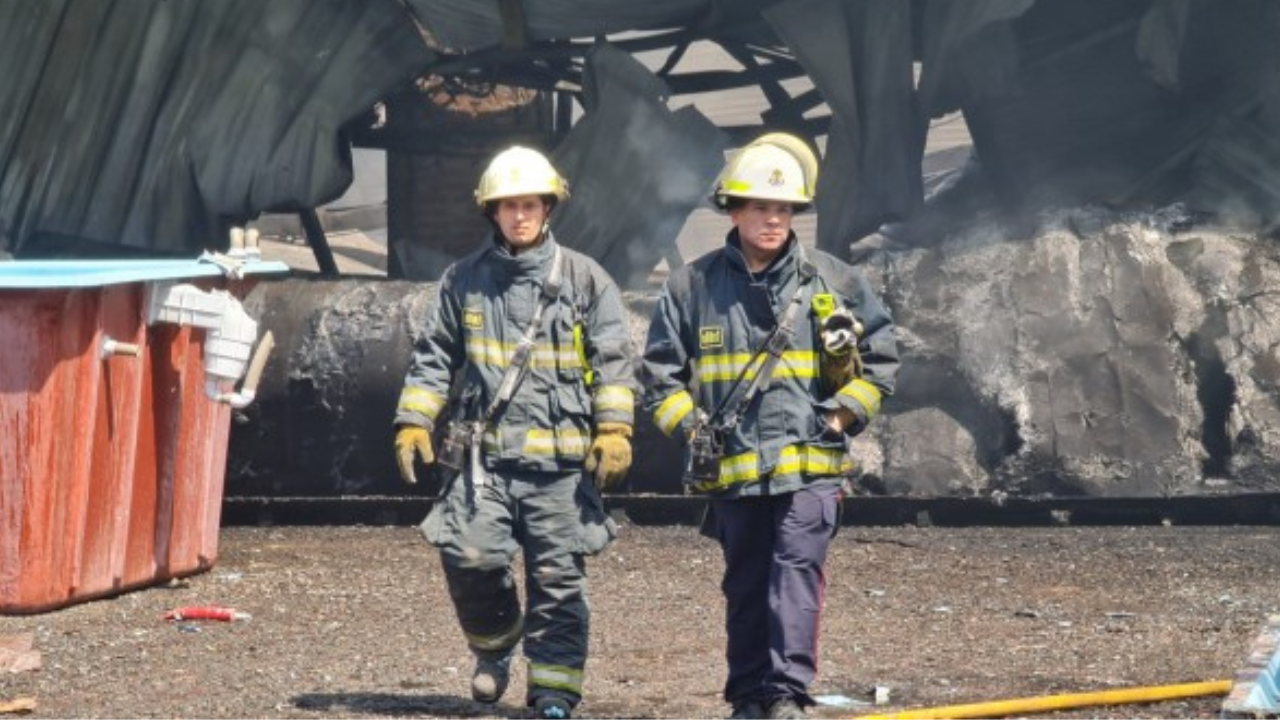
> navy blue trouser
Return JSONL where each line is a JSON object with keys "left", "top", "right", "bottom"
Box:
{"left": 711, "top": 483, "right": 841, "bottom": 708}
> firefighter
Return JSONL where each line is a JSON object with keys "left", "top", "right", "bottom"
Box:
{"left": 640, "top": 133, "right": 899, "bottom": 719}
{"left": 394, "top": 146, "right": 636, "bottom": 720}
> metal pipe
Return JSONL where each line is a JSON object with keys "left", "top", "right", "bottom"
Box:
{"left": 852, "top": 680, "right": 1233, "bottom": 720}
{"left": 100, "top": 337, "right": 141, "bottom": 358}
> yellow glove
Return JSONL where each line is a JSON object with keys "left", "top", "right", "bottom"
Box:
{"left": 395, "top": 425, "right": 434, "bottom": 485}
{"left": 585, "top": 422, "right": 632, "bottom": 491}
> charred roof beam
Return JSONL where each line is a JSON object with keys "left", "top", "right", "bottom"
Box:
{"left": 718, "top": 41, "right": 814, "bottom": 138}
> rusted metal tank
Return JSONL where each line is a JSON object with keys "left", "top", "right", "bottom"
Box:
{"left": 0, "top": 259, "right": 285, "bottom": 614}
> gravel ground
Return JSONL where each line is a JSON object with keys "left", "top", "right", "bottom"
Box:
{"left": 3, "top": 522, "right": 1279, "bottom": 719}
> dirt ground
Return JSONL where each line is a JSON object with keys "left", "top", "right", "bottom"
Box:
{"left": 3, "top": 522, "right": 1279, "bottom": 719}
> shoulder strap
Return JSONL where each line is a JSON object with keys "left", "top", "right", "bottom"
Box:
{"left": 483, "top": 246, "right": 563, "bottom": 424}
{"left": 710, "top": 252, "right": 817, "bottom": 432}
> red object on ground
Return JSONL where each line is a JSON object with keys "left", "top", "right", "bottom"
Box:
{"left": 162, "top": 606, "right": 251, "bottom": 622}
{"left": 0, "top": 264, "right": 275, "bottom": 615}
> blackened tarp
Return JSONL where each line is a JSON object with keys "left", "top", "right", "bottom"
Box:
{"left": 550, "top": 43, "right": 729, "bottom": 288}
{"left": 8, "top": 0, "right": 1280, "bottom": 259}
{"left": 926, "top": 1, "right": 1280, "bottom": 231}
{"left": 765, "top": 0, "right": 924, "bottom": 253}
{"left": 0, "top": 0, "right": 430, "bottom": 257}
{"left": 405, "top": 0, "right": 713, "bottom": 51}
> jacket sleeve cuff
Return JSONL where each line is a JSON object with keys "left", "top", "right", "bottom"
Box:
{"left": 396, "top": 386, "right": 446, "bottom": 430}
{"left": 592, "top": 384, "right": 635, "bottom": 426}
{"left": 652, "top": 390, "right": 696, "bottom": 437}
{"left": 833, "top": 377, "right": 882, "bottom": 435}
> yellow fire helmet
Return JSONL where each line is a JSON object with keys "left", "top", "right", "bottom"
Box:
{"left": 712, "top": 132, "right": 819, "bottom": 211}
{"left": 474, "top": 145, "right": 570, "bottom": 208}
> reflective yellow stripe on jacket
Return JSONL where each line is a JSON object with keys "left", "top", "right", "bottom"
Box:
{"left": 839, "top": 377, "right": 882, "bottom": 420}
{"left": 696, "top": 350, "right": 818, "bottom": 383}
{"left": 397, "top": 386, "right": 446, "bottom": 423}
{"left": 653, "top": 390, "right": 695, "bottom": 436}
{"left": 690, "top": 443, "right": 853, "bottom": 493}
{"left": 482, "top": 428, "right": 591, "bottom": 457}
{"left": 465, "top": 337, "right": 583, "bottom": 369}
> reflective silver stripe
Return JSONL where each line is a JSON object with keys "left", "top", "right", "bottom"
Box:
{"left": 528, "top": 663, "right": 584, "bottom": 694}
{"left": 839, "top": 377, "right": 882, "bottom": 419}
{"left": 398, "top": 386, "right": 446, "bottom": 421}
{"left": 654, "top": 391, "right": 694, "bottom": 436}
{"left": 465, "top": 338, "right": 581, "bottom": 369}
{"left": 593, "top": 385, "right": 634, "bottom": 413}
{"left": 696, "top": 350, "right": 818, "bottom": 382}
{"left": 522, "top": 429, "right": 591, "bottom": 456}
{"left": 464, "top": 615, "right": 523, "bottom": 652}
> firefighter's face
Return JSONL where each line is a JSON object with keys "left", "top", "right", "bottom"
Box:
{"left": 495, "top": 195, "right": 550, "bottom": 252}
{"left": 731, "top": 200, "right": 794, "bottom": 270}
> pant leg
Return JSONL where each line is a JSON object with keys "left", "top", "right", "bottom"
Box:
{"left": 442, "top": 563, "right": 523, "bottom": 657}
{"left": 426, "top": 466, "right": 524, "bottom": 655}
{"left": 514, "top": 469, "right": 604, "bottom": 707}
{"left": 765, "top": 483, "right": 841, "bottom": 705}
{"left": 712, "top": 496, "right": 777, "bottom": 704}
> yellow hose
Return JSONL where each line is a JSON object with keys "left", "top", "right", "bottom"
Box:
{"left": 853, "top": 679, "right": 1233, "bottom": 720}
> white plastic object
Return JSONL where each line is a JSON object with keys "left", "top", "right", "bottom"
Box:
{"left": 146, "top": 281, "right": 267, "bottom": 406}
{"left": 228, "top": 226, "right": 247, "bottom": 259}
{"left": 244, "top": 227, "right": 262, "bottom": 261}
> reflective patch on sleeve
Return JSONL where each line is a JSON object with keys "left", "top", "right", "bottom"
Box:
{"left": 521, "top": 428, "right": 591, "bottom": 458}
{"left": 397, "top": 386, "right": 445, "bottom": 421}
{"left": 653, "top": 390, "right": 694, "bottom": 436}
{"left": 839, "top": 377, "right": 882, "bottom": 420}
{"left": 696, "top": 350, "right": 817, "bottom": 383}
{"left": 466, "top": 338, "right": 581, "bottom": 369}
{"left": 593, "top": 385, "right": 634, "bottom": 414}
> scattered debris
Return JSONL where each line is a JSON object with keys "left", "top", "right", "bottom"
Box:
{"left": 162, "top": 606, "right": 251, "bottom": 622}
{"left": 0, "top": 634, "right": 40, "bottom": 674}
{"left": 0, "top": 697, "right": 36, "bottom": 715}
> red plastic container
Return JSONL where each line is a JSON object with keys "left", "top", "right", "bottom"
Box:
{"left": 0, "top": 260, "right": 284, "bottom": 614}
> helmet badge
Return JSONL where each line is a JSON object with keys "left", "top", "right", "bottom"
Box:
{"left": 768, "top": 168, "right": 785, "bottom": 186}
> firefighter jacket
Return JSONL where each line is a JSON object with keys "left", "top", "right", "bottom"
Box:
{"left": 396, "top": 232, "right": 636, "bottom": 473}
{"left": 641, "top": 230, "right": 899, "bottom": 497}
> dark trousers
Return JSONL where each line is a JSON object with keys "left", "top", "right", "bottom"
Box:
{"left": 711, "top": 483, "right": 841, "bottom": 707}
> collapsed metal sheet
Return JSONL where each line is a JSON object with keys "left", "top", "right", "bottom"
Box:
{"left": 405, "top": 0, "right": 714, "bottom": 51}
{"left": 550, "top": 43, "right": 729, "bottom": 289}
{"left": 914, "top": 0, "right": 1033, "bottom": 117}
{"left": 765, "top": 0, "right": 922, "bottom": 253}
{"left": 0, "top": 0, "right": 430, "bottom": 258}
{"left": 940, "top": 0, "right": 1280, "bottom": 227}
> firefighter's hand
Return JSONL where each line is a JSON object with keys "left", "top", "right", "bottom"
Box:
{"left": 585, "top": 422, "right": 632, "bottom": 491}
{"left": 825, "top": 407, "right": 858, "bottom": 437}
{"left": 395, "top": 425, "right": 434, "bottom": 485}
